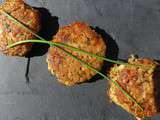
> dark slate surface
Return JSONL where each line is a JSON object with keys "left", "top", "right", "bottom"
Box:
{"left": 0, "top": 0, "right": 160, "bottom": 120}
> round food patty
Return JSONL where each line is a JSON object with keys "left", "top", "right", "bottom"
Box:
{"left": 47, "top": 22, "right": 106, "bottom": 86}
{"left": 0, "top": 0, "right": 41, "bottom": 56}
{"left": 108, "top": 55, "right": 160, "bottom": 119}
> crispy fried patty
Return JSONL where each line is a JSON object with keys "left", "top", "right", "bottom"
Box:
{"left": 0, "top": 0, "right": 41, "bottom": 56}
{"left": 108, "top": 55, "right": 160, "bottom": 119}
{"left": 47, "top": 22, "right": 106, "bottom": 86}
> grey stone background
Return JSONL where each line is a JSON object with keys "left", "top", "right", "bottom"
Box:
{"left": 0, "top": 0, "right": 160, "bottom": 120}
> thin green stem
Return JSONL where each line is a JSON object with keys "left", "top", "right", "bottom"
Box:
{"left": 7, "top": 39, "right": 149, "bottom": 69}
{"left": 7, "top": 39, "right": 143, "bottom": 111}
{"left": 2, "top": 10, "right": 143, "bottom": 111}
{"left": 1, "top": 10, "right": 149, "bottom": 69}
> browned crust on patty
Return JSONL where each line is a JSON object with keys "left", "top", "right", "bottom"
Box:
{"left": 108, "top": 55, "right": 160, "bottom": 119}
{"left": 0, "top": 0, "right": 41, "bottom": 56}
{"left": 47, "top": 22, "right": 106, "bottom": 86}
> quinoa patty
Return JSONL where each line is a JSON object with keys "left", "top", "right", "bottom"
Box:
{"left": 108, "top": 55, "right": 160, "bottom": 119}
{"left": 47, "top": 22, "right": 106, "bottom": 86}
{"left": 0, "top": 0, "right": 41, "bottom": 56}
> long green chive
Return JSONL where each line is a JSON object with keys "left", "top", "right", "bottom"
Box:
{"left": 1, "top": 10, "right": 144, "bottom": 111}
{"left": 7, "top": 39, "right": 143, "bottom": 111}
{"left": 1, "top": 10, "right": 150, "bottom": 69}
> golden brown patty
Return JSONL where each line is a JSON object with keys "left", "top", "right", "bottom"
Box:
{"left": 47, "top": 22, "right": 106, "bottom": 86}
{"left": 0, "top": 0, "right": 41, "bottom": 56}
{"left": 108, "top": 55, "right": 160, "bottom": 119}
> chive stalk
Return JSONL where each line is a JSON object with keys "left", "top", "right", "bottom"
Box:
{"left": 7, "top": 39, "right": 144, "bottom": 111}
{"left": 0, "top": 10, "right": 149, "bottom": 69}
{"left": 1, "top": 10, "right": 144, "bottom": 111}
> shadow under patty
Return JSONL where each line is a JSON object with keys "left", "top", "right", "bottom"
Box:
{"left": 25, "top": 7, "right": 59, "bottom": 84}
{"left": 27, "top": 7, "right": 59, "bottom": 57}
{"left": 153, "top": 62, "right": 160, "bottom": 113}
{"left": 87, "top": 27, "right": 119, "bottom": 83}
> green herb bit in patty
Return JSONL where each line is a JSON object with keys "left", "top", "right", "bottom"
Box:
{"left": 7, "top": 38, "right": 14, "bottom": 45}
{"left": 4, "top": 22, "right": 12, "bottom": 32}
{"left": 16, "top": 33, "right": 25, "bottom": 38}
{"left": 0, "top": 29, "right": 3, "bottom": 34}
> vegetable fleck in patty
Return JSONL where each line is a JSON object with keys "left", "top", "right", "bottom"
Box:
{"left": 108, "top": 55, "right": 160, "bottom": 119}
{"left": 0, "top": 0, "right": 41, "bottom": 56}
{"left": 47, "top": 22, "right": 106, "bottom": 86}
